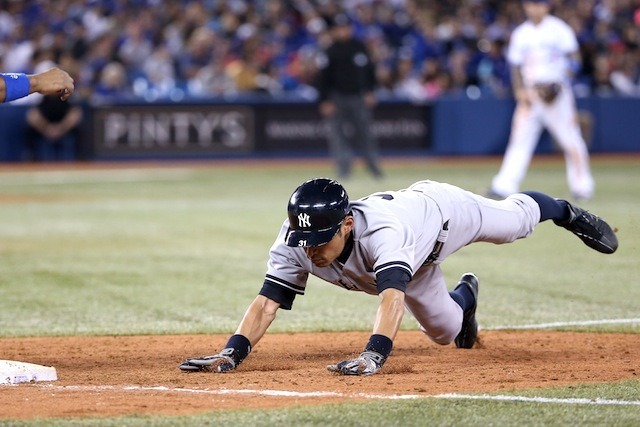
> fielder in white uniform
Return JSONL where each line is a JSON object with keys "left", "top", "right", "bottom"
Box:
{"left": 490, "top": 0, "right": 594, "bottom": 201}
{"left": 181, "top": 178, "right": 617, "bottom": 376}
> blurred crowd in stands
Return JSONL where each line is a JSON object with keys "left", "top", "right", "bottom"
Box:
{"left": 1, "top": 0, "right": 639, "bottom": 103}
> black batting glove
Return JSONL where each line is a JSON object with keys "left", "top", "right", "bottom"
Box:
{"left": 180, "top": 334, "right": 251, "bottom": 373}
{"left": 179, "top": 348, "right": 238, "bottom": 373}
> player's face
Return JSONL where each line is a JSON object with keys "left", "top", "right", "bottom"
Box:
{"left": 304, "top": 216, "right": 354, "bottom": 268}
{"left": 331, "top": 24, "right": 352, "bottom": 41}
{"left": 523, "top": 2, "right": 549, "bottom": 23}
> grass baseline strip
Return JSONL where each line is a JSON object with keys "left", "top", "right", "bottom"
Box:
{"left": 0, "top": 169, "right": 194, "bottom": 185}
{"left": 37, "top": 385, "right": 640, "bottom": 406}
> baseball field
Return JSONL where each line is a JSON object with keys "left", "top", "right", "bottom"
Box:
{"left": 1, "top": 155, "right": 638, "bottom": 426}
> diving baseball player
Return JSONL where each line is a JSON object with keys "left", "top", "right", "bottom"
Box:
{"left": 181, "top": 178, "right": 617, "bottom": 376}
{"left": 489, "top": 0, "right": 594, "bottom": 201}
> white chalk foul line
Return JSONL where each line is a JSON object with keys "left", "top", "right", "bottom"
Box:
{"left": 51, "top": 385, "right": 421, "bottom": 400}
{"left": 435, "top": 394, "right": 640, "bottom": 406}
{"left": 45, "top": 385, "right": 640, "bottom": 406}
{"left": 488, "top": 318, "right": 640, "bottom": 330}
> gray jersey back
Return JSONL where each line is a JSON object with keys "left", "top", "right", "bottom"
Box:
{"left": 265, "top": 181, "right": 460, "bottom": 300}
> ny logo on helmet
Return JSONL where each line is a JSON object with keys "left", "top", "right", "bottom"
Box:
{"left": 298, "top": 213, "right": 311, "bottom": 228}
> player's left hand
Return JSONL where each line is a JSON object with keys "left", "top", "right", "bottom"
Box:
{"left": 179, "top": 349, "right": 237, "bottom": 373}
{"left": 327, "top": 350, "right": 385, "bottom": 376}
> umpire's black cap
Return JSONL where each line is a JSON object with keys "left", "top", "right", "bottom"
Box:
{"left": 285, "top": 178, "right": 349, "bottom": 247}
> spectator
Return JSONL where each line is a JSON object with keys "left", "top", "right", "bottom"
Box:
{"left": 374, "top": 62, "right": 395, "bottom": 100}
{"left": 190, "top": 57, "right": 236, "bottom": 97}
{"left": 177, "top": 26, "right": 215, "bottom": 84}
{"left": 2, "top": 23, "right": 34, "bottom": 73}
{"left": 421, "top": 57, "right": 449, "bottom": 99}
{"left": 610, "top": 51, "right": 640, "bottom": 96}
{"left": 392, "top": 52, "right": 426, "bottom": 102}
{"left": 138, "top": 42, "right": 177, "bottom": 99}
{"left": 93, "top": 61, "right": 128, "bottom": 101}
{"left": 467, "top": 37, "right": 511, "bottom": 97}
{"left": 25, "top": 92, "right": 82, "bottom": 161}
{"left": 592, "top": 52, "right": 616, "bottom": 96}
{"left": 0, "top": 0, "right": 637, "bottom": 102}
{"left": 118, "top": 20, "right": 153, "bottom": 74}
{"left": 225, "top": 53, "right": 261, "bottom": 93}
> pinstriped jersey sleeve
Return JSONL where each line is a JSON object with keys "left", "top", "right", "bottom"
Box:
{"left": 364, "top": 222, "right": 415, "bottom": 293}
{"left": 350, "top": 201, "right": 418, "bottom": 293}
{"left": 260, "top": 219, "right": 310, "bottom": 310}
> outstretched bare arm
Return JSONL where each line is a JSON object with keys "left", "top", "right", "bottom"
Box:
{"left": 1, "top": 67, "right": 75, "bottom": 103}
{"left": 235, "top": 295, "right": 281, "bottom": 347}
{"left": 179, "top": 295, "right": 281, "bottom": 373}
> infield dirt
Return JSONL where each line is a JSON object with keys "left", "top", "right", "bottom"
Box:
{"left": 1, "top": 330, "right": 638, "bottom": 419}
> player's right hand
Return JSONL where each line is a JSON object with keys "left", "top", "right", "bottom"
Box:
{"left": 179, "top": 349, "right": 237, "bottom": 373}
{"left": 30, "top": 67, "right": 75, "bottom": 101}
{"left": 515, "top": 88, "right": 531, "bottom": 107}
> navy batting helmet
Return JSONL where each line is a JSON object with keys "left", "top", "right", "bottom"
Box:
{"left": 285, "top": 178, "right": 349, "bottom": 247}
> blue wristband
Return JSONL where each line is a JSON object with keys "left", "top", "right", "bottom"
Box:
{"left": 1, "top": 73, "right": 30, "bottom": 103}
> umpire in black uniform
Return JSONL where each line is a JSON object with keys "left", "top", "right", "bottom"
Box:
{"left": 318, "top": 13, "right": 382, "bottom": 179}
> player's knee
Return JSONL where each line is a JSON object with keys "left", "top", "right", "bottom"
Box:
{"left": 419, "top": 325, "right": 458, "bottom": 345}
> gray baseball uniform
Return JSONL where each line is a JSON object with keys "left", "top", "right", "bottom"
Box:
{"left": 179, "top": 177, "right": 616, "bottom": 374}
{"left": 260, "top": 180, "right": 540, "bottom": 344}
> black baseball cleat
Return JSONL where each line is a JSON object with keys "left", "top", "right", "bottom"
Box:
{"left": 454, "top": 273, "right": 479, "bottom": 349}
{"left": 553, "top": 200, "right": 618, "bottom": 254}
{"left": 179, "top": 361, "right": 203, "bottom": 372}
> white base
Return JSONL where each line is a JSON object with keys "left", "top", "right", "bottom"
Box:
{"left": 0, "top": 360, "right": 58, "bottom": 385}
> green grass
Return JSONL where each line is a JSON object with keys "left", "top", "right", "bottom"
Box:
{"left": 0, "top": 156, "right": 637, "bottom": 337}
{"left": 0, "top": 155, "right": 638, "bottom": 425}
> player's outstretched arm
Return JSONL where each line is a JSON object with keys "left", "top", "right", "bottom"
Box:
{"left": 328, "top": 288, "right": 405, "bottom": 376}
{"left": 1, "top": 67, "right": 74, "bottom": 103}
{"left": 235, "top": 295, "right": 281, "bottom": 345}
{"left": 179, "top": 295, "right": 280, "bottom": 373}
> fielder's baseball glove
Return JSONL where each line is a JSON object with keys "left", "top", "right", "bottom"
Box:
{"left": 534, "top": 83, "right": 562, "bottom": 104}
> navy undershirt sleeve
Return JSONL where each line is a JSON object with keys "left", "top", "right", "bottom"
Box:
{"left": 376, "top": 266, "right": 412, "bottom": 293}
{"left": 259, "top": 280, "right": 296, "bottom": 310}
